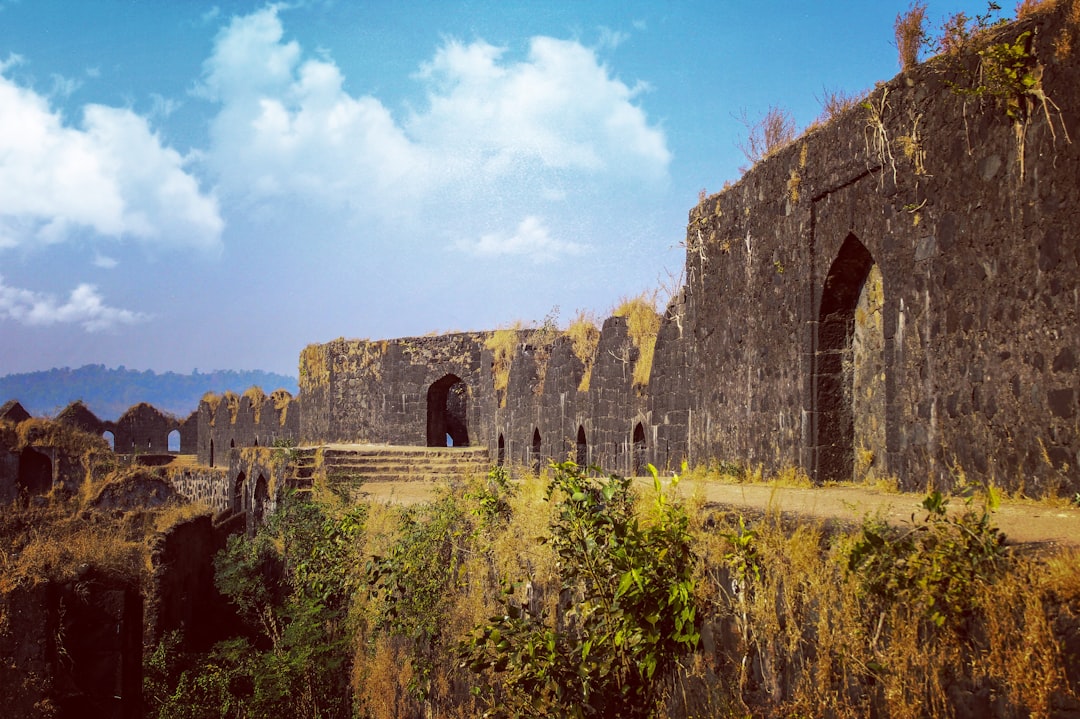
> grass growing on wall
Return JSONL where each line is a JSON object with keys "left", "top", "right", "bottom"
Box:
{"left": 242, "top": 386, "right": 266, "bottom": 423}
{"left": 299, "top": 344, "right": 330, "bottom": 390}
{"left": 614, "top": 293, "right": 662, "bottom": 388}
{"left": 565, "top": 310, "right": 600, "bottom": 392}
{"left": 485, "top": 323, "right": 524, "bottom": 402}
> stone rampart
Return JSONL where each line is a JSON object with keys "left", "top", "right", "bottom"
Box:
{"left": 295, "top": 7, "right": 1079, "bottom": 495}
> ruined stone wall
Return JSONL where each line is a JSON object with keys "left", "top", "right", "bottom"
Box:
{"left": 110, "top": 402, "right": 176, "bottom": 454}
{"left": 648, "top": 292, "right": 696, "bottom": 472}
{"left": 683, "top": 7, "right": 1079, "bottom": 492}
{"left": 196, "top": 390, "right": 299, "bottom": 467}
{"left": 585, "top": 317, "right": 649, "bottom": 475}
{"left": 299, "top": 334, "right": 495, "bottom": 447}
{"left": 145, "top": 515, "right": 231, "bottom": 651}
{"left": 0, "top": 577, "right": 142, "bottom": 719}
{"left": 292, "top": 7, "right": 1078, "bottom": 495}
{"left": 165, "top": 466, "right": 230, "bottom": 512}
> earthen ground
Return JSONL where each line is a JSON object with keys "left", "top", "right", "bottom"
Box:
{"left": 355, "top": 477, "right": 1080, "bottom": 548}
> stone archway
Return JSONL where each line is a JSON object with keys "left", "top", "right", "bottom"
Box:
{"left": 497, "top": 434, "right": 506, "bottom": 466}
{"left": 632, "top": 423, "right": 647, "bottom": 476}
{"left": 18, "top": 447, "right": 52, "bottom": 497}
{"left": 576, "top": 426, "right": 587, "bottom": 467}
{"left": 253, "top": 474, "right": 269, "bottom": 528}
{"left": 814, "top": 233, "right": 885, "bottom": 482}
{"left": 427, "top": 374, "right": 470, "bottom": 447}
{"left": 531, "top": 428, "right": 542, "bottom": 472}
{"left": 233, "top": 472, "right": 246, "bottom": 513}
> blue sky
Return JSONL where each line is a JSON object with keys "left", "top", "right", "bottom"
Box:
{"left": 0, "top": 0, "right": 1003, "bottom": 377}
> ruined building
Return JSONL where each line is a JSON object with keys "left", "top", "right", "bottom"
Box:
{"left": 4, "top": 7, "right": 1079, "bottom": 508}
{"left": 290, "top": 9, "right": 1080, "bottom": 497}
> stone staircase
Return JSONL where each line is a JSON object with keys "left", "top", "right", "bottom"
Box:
{"left": 286, "top": 444, "right": 491, "bottom": 490}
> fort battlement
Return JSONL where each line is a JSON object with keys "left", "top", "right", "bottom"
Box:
{"left": 294, "top": 7, "right": 1080, "bottom": 495}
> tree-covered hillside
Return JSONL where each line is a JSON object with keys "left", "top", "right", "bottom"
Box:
{"left": 0, "top": 365, "right": 299, "bottom": 420}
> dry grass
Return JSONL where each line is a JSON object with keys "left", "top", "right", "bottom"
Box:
{"left": 682, "top": 506, "right": 1080, "bottom": 719}
{"left": 896, "top": 2, "right": 928, "bottom": 69}
{"left": 613, "top": 293, "right": 661, "bottom": 388}
{"left": 151, "top": 501, "right": 213, "bottom": 534}
{"left": 299, "top": 344, "right": 329, "bottom": 389}
{"left": 0, "top": 501, "right": 144, "bottom": 592}
{"left": 815, "top": 87, "right": 864, "bottom": 124}
{"left": 16, "top": 418, "right": 107, "bottom": 456}
{"left": 200, "top": 391, "right": 222, "bottom": 416}
{"left": 564, "top": 310, "right": 600, "bottom": 392}
{"left": 242, "top": 386, "right": 267, "bottom": 423}
{"left": 1017, "top": 0, "right": 1057, "bottom": 19}
{"left": 269, "top": 388, "right": 293, "bottom": 425}
{"left": 737, "top": 106, "right": 797, "bottom": 168}
{"left": 484, "top": 323, "right": 524, "bottom": 402}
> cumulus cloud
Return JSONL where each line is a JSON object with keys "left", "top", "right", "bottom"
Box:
{"left": 457, "top": 216, "right": 585, "bottom": 263}
{"left": 0, "top": 275, "right": 148, "bottom": 331}
{"left": 0, "top": 68, "right": 223, "bottom": 251}
{"left": 198, "top": 6, "right": 669, "bottom": 220}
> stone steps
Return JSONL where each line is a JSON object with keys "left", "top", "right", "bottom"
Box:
{"left": 285, "top": 444, "right": 490, "bottom": 487}
{"left": 167, "top": 454, "right": 200, "bottom": 468}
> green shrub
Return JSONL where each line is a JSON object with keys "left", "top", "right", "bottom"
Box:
{"left": 462, "top": 462, "right": 700, "bottom": 718}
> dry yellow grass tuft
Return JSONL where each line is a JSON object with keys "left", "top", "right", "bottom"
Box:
{"left": 564, "top": 310, "right": 600, "bottom": 391}
{"left": 815, "top": 87, "right": 864, "bottom": 124}
{"left": 299, "top": 344, "right": 330, "bottom": 389}
{"left": 200, "top": 391, "right": 222, "bottom": 415}
{"left": 896, "top": 2, "right": 928, "bottom": 69}
{"left": 484, "top": 323, "right": 524, "bottom": 401}
{"left": 1016, "top": 0, "right": 1057, "bottom": 19}
{"left": 0, "top": 503, "right": 144, "bottom": 593}
{"left": 613, "top": 293, "right": 661, "bottom": 388}
{"left": 242, "top": 386, "right": 267, "bottom": 423}
{"left": 269, "top": 388, "right": 293, "bottom": 425}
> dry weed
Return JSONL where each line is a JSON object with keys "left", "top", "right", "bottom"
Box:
{"left": 896, "top": 2, "right": 929, "bottom": 68}
{"left": 816, "top": 87, "right": 864, "bottom": 124}
{"left": 564, "top": 310, "right": 600, "bottom": 392}
{"left": 736, "top": 106, "right": 797, "bottom": 168}
{"left": 613, "top": 293, "right": 661, "bottom": 387}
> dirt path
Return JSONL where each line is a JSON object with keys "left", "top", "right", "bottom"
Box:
{"left": 671, "top": 480, "right": 1080, "bottom": 548}
{"left": 355, "top": 478, "right": 1080, "bottom": 548}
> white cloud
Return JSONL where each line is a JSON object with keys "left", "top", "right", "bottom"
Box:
{"left": 148, "top": 93, "right": 181, "bottom": 119}
{"left": 0, "top": 275, "right": 148, "bottom": 331}
{"left": 49, "top": 73, "right": 82, "bottom": 98}
{"left": 198, "top": 6, "right": 422, "bottom": 215}
{"left": 198, "top": 7, "right": 669, "bottom": 221}
{"left": 412, "top": 35, "right": 669, "bottom": 178}
{"left": 457, "top": 216, "right": 585, "bottom": 263}
{"left": 93, "top": 253, "right": 118, "bottom": 269}
{"left": 597, "top": 26, "right": 629, "bottom": 51}
{"left": 0, "top": 68, "right": 223, "bottom": 251}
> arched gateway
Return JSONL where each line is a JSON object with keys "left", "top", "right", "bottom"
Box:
{"left": 427, "top": 374, "right": 470, "bottom": 447}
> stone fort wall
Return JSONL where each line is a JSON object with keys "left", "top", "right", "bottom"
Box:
{"left": 5, "top": 8, "right": 1077, "bottom": 499}
{"left": 295, "top": 7, "right": 1080, "bottom": 495}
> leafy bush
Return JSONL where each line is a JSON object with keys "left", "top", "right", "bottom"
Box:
{"left": 146, "top": 494, "right": 365, "bottom": 718}
{"left": 847, "top": 490, "right": 1009, "bottom": 628}
{"left": 363, "top": 492, "right": 472, "bottom": 707}
{"left": 462, "top": 462, "right": 700, "bottom": 718}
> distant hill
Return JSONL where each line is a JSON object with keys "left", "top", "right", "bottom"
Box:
{"left": 0, "top": 365, "right": 300, "bottom": 421}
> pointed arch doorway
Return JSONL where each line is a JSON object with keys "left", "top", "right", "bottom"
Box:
{"left": 427, "top": 374, "right": 470, "bottom": 447}
{"left": 814, "top": 233, "right": 886, "bottom": 483}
